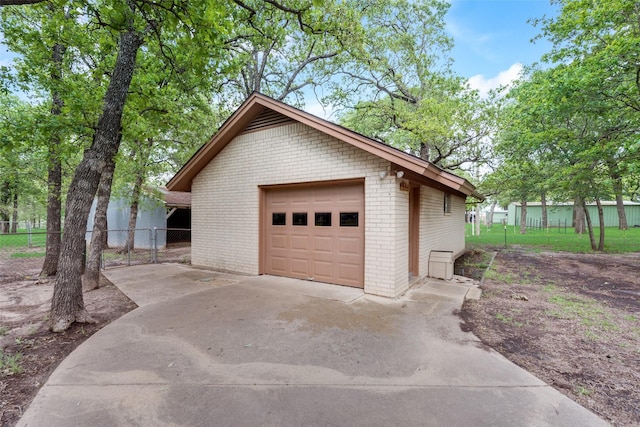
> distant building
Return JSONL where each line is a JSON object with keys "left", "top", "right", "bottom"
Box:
{"left": 86, "top": 188, "right": 191, "bottom": 249}
{"left": 507, "top": 201, "right": 640, "bottom": 228}
{"left": 479, "top": 208, "right": 508, "bottom": 225}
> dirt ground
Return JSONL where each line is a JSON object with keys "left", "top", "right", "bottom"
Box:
{"left": 459, "top": 249, "right": 640, "bottom": 426}
{"left": 0, "top": 258, "right": 137, "bottom": 427}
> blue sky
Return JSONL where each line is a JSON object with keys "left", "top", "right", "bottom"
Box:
{"left": 447, "top": 0, "right": 559, "bottom": 95}
{"left": 0, "top": 34, "right": 14, "bottom": 68}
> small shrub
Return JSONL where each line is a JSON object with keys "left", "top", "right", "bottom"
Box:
{"left": 0, "top": 350, "right": 23, "bottom": 376}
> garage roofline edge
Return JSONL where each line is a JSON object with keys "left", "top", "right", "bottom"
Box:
{"left": 166, "top": 92, "right": 483, "bottom": 201}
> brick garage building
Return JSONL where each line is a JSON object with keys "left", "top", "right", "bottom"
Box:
{"left": 167, "top": 93, "right": 481, "bottom": 297}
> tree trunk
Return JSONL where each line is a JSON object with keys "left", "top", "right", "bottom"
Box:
{"left": 613, "top": 183, "right": 628, "bottom": 230}
{"left": 419, "top": 143, "right": 429, "bottom": 161}
{"left": 607, "top": 161, "right": 628, "bottom": 230}
{"left": 41, "top": 147, "right": 62, "bottom": 275}
{"left": 0, "top": 179, "right": 11, "bottom": 234}
{"left": 596, "top": 198, "right": 605, "bottom": 251}
{"left": 582, "top": 199, "right": 596, "bottom": 250}
{"left": 41, "top": 42, "right": 66, "bottom": 276}
{"left": 11, "top": 192, "right": 18, "bottom": 233}
{"left": 541, "top": 191, "right": 548, "bottom": 229}
{"left": 125, "top": 172, "right": 144, "bottom": 252}
{"left": 487, "top": 200, "right": 496, "bottom": 229}
{"left": 83, "top": 157, "right": 116, "bottom": 292}
{"left": 519, "top": 200, "right": 527, "bottom": 234}
{"left": 124, "top": 137, "right": 153, "bottom": 253}
{"left": 574, "top": 198, "right": 585, "bottom": 234}
{"left": 50, "top": 28, "right": 143, "bottom": 332}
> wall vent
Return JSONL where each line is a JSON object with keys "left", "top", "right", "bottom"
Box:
{"left": 242, "top": 108, "right": 295, "bottom": 133}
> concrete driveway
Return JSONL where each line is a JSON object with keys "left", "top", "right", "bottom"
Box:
{"left": 18, "top": 264, "right": 608, "bottom": 426}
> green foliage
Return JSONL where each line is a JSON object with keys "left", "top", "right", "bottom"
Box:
{"left": 215, "top": 0, "right": 352, "bottom": 109}
{"left": 332, "top": 0, "right": 495, "bottom": 172}
{"left": 0, "top": 349, "right": 23, "bottom": 376}
{"left": 487, "top": 0, "right": 640, "bottom": 250}
{"left": 0, "top": 93, "right": 50, "bottom": 224}
{"left": 0, "top": 0, "right": 243, "bottom": 229}
{"left": 2, "top": 0, "right": 346, "bottom": 211}
{"left": 536, "top": 0, "right": 640, "bottom": 113}
{"left": 491, "top": 62, "right": 639, "bottom": 247}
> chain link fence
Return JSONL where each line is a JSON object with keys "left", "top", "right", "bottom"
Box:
{"left": 0, "top": 229, "right": 50, "bottom": 260}
{"left": 523, "top": 218, "right": 569, "bottom": 233}
{"left": 0, "top": 228, "right": 190, "bottom": 268}
{"left": 88, "top": 228, "right": 191, "bottom": 268}
{"left": 0, "top": 220, "right": 46, "bottom": 234}
{"left": 89, "top": 228, "right": 154, "bottom": 268}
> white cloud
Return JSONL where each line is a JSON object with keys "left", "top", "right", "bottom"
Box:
{"left": 446, "top": 20, "right": 491, "bottom": 47}
{"left": 467, "top": 63, "right": 523, "bottom": 97}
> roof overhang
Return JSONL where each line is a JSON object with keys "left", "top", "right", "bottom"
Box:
{"left": 167, "top": 92, "right": 483, "bottom": 201}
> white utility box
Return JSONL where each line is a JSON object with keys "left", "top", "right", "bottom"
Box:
{"left": 428, "top": 250, "right": 454, "bottom": 280}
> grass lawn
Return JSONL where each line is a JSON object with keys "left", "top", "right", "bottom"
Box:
{"left": 466, "top": 223, "right": 640, "bottom": 253}
{"left": 0, "top": 229, "right": 49, "bottom": 250}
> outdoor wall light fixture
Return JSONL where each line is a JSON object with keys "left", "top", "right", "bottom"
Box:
{"left": 395, "top": 170, "right": 405, "bottom": 178}
{"left": 379, "top": 171, "right": 388, "bottom": 179}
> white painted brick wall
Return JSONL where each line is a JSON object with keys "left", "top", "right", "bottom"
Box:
{"left": 418, "top": 187, "right": 467, "bottom": 276}
{"left": 393, "top": 184, "right": 409, "bottom": 294}
{"left": 192, "top": 122, "right": 408, "bottom": 297}
{"left": 191, "top": 121, "right": 466, "bottom": 296}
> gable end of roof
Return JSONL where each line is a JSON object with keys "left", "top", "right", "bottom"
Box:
{"left": 167, "top": 92, "right": 482, "bottom": 201}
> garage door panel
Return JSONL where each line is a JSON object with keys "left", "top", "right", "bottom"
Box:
{"left": 337, "top": 195, "right": 361, "bottom": 205}
{"left": 291, "top": 234, "right": 310, "bottom": 250}
{"left": 270, "top": 256, "right": 287, "bottom": 274}
{"left": 337, "top": 187, "right": 362, "bottom": 202}
{"left": 264, "top": 183, "right": 364, "bottom": 288}
{"left": 313, "top": 236, "right": 334, "bottom": 252}
{"left": 314, "top": 195, "right": 333, "bottom": 205}
{"left": 337, "top": 263, "right": 361, "bottom": 282}
{"left": 270, "top": 234, "right": 287, "bottom": 249}
{"left": 337, "top": 236, "right": 361, "bottom": 255}
{"left": 313, "top": 260, "right": 333, "bottom": 280}
{"left": 290, "top": 258, "right": 310, "bottom": 276}
{"left": 291, "top": 197, "right": 310, "bottom": 205}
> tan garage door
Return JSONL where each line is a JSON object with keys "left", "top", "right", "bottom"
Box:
{"left": 264, "top": 182, "right": 364, "bottom": 288}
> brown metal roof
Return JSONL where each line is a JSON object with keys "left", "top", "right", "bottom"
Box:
{"left": 164, "top": 191, "right": 191, "bottom": 208}
{"left": 166, "top": 92, "right": 483, "bottom": 200}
